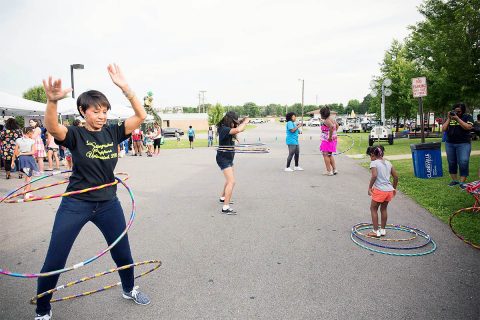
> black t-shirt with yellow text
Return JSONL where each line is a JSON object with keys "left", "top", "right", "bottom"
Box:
{"left": 55, "top": 122, "right": 130, "bottom": 201}
{"left": 446, "top": 114, "right": 473, "bottom": 144}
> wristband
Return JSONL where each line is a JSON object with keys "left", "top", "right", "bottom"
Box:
{"left": 123, "top": 89, "right": 135, "bottom": 100}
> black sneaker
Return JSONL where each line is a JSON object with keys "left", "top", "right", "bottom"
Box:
{"left": 221, "top": 208, "right": 237, "bottom": 215}
{"left": 448, "top": 180, "right": 459, "bottom": 187}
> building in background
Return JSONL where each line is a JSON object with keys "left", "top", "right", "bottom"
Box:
{"left": 159, "top": 113, "right": 208, "bottom": 131}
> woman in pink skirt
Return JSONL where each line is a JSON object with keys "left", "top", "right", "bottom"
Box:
{"left": 30, "top": 118, "right": 46, "bottom": 173}
{"left": 319, "top": 107, "right": 339, "bottom": 176}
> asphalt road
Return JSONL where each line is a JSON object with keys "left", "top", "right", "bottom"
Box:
{"left": 1, "top": 122, "right": 479, "bottom": 319}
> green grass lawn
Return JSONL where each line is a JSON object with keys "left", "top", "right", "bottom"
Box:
{"left": 161, "top": 138, "right": 209, "bottom": 149}
{"left": 361, "top": 155, "right": 480, "bottom": 245}
{"left": 338, "top": 132, "right": 480, "bottom": 156}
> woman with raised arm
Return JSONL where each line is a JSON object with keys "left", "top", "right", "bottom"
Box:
{"left": 216, "top": 111, "right": 249, "bottom": 215}
{"left": 35, "top": 64, "right": 149, "bottom": 320}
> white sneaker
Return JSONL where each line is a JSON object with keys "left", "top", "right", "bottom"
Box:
{"left": 284, "top": 168, "right": 294, "bottom": 172}
{"left": 35, "top": 311, "right": 52, "bottom": 320}
{"left": 323, "top": 171, "right": 334, "bottom": 176}
{"left": 294, "top": 166, "right": 304, "bottom": 171}
{"left": 333, "top": 169, "right": 338, "bottom": 175}
{"left": 380, "top": 228, "right": 386, "bottom": 236}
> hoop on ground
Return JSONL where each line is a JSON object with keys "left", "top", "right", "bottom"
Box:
{"left": 352, "top": 224, "right": 431, "bottom": 250}
{"left": 354, "top": 223, "right": 418, "bottom": 242}
{"left": 449, "top": 207, "right": 480, "bottom": 250}
{"left": 350, "top": 223, "right": 437, "bottom": 256}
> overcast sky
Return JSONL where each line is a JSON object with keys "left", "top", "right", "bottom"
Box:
{"left": 0, "top": 0, "right": 424, "bottom": 108}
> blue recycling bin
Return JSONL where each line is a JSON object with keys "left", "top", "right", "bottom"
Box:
{"left": 410, "top": 142, "right": 443, "bottom": 179}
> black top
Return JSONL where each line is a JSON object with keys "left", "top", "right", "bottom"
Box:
{"left": 55, "top": 122, "right": 130, "bottom": 201}
{"left": 217, "top": 125, "right": 235, "bottom": 161}
{"left": 446, "top": 114, "right": 473, "bottom": 144}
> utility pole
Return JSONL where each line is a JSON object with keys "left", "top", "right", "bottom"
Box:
{"left": 198, "top": 92, "right": 201, "bottom": 113}
{"left": 298, "top": 79, "right": 305, "bottom": 123}
{"left": 200, "top": 90, "right": 207, "bottom": 113}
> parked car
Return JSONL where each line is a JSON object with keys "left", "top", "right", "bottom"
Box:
{"left": 250, "top": 118, "right": 265, "bottom": 124}
{"left": 306, "top": 118, "right": 321, "bottom": 127}
{"left": 279, "top": 117, "right": 286, "bottom": 122}
{"left": 343, "top": 118, "right": 362, "bottom": 133}
{"left": 163, "top": 127, "right": 184, "bottom": 137}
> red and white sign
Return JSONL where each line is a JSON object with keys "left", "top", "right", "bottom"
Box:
{"left": 412, "top": 77, "right": 428, "bottom": 98}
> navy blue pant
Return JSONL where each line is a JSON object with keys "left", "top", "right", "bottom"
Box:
{"left": 36, "top": 196, "right": 134, "bottom": 314}
{"left": 445, "top": 142, "right": 471, "bottom": 177}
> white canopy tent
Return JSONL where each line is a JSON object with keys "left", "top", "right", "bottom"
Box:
{"left": 0, "top": 91, "right": 152, "bottom": 121}
{"left": 0, "top": 91, "right": 46, "bottom": 117}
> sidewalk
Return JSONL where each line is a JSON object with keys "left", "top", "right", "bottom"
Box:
{"left": 347, "top": 150, "right": 480, "bottom": 160}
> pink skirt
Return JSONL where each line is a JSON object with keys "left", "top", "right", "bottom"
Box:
{"left": 35, "top": 137, "right": 46, "bottom": 158}
{"left": 320, "top": 139, "right": 337, "bottom": 153}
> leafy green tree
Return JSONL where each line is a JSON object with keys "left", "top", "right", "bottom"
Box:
{"left": 23, "top": 85, "right": 46, "bottom": 103}
{"left": 406, "top": 0, "right": 480, "bottom": 109}
{"left": 242, "top": 102, "right": 261, "bottom": 117}
{"left": 325, "top": 103, "right": 345, "bottom": 115}
{"left": 379, "top": 40, "right": 418, "bottom": 131}
{"left": 208, "top": 103, "right": 225, "bottom": 125}
{"left": 359, "top": 95, "right": 373, "bottom": 114}
{"left": 345, "top": 99, "right": 361, "bottom": 115}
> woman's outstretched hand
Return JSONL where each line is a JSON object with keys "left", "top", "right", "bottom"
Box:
{"left": 42, "top": 77, "right": 72, "bottom": 102}
{"left": 107, "top": 63, "right": 129, "bottom": 91}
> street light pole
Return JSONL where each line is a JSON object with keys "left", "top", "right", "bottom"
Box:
{"left": 299, "top": 79, "right": 304, "bottom": 123}
{"left": 70, "top": 64, "right": 84, "bottom": 99}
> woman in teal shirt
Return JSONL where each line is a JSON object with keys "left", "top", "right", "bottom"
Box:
{"left": 285, "top": 112, "right": 303, "bottom": 172}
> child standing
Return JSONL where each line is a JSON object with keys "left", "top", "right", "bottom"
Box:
{"left": 12, "top": 127, "right": 38, "bottom": 199}
{"left": 188, "top": 125, "right": 195, "bottom": 149}
{"left": 319, "top": 107, "right": 339, "bottom": 175}
{"left": 145, "top": 129, "right": 155, "bottom": 157}
{"left": 366, "top": 145, "right": 399, "bottom": 237}
{"left": 46, "top": 131, "right": 60, "bottom": 171}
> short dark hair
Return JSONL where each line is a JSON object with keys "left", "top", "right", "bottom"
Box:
{"left": 286, "top": 112, "right": 296, "bottom": 122}
{"left": 189, "top": 126, "right": 192, "bottom": 128}
{"left": 5, "top": 118, "right": 19, "bottom": 130}
{"left": 73, "top": 119, "right": 81, "bottom": 126}
{"left": 320, "top": 107, "right": 330, "bottom": 120}
{"left": 77, "top": 90, "right": 111, "bottom": 118}
{"left": 452, "top": 102, "right": 466, "bottom": 114}
{"left": 366, "top": 145, "right": 385, "bottom": 157}
{"left": 23, "top": 126, "right": 34, "bottom": 135}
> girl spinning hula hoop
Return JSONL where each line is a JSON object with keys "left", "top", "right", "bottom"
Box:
{"left": 216, "top": 111, "right": 250, "bottom": 214}
{"left": 33, "top": 64, "right": 150, "bottom": 320}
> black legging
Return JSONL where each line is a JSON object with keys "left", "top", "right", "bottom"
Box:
{"left": 36, "top": 196, "right": 134, "bottom": 315}
{"left": 3, "top": 157, "right": 18, "bottom": 172}
{"left": 286, "top": 144, "right": 300, "bottom": 167}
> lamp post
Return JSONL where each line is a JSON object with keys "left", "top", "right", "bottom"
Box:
{"left": 298, "top": 79, "right": 304, "bottom": 123}
{"left": 70, "top": 64, "right": 84, "bottom": 99}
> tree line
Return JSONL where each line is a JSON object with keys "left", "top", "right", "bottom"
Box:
{"left": 370, "top": 0, "right": 479, "bottom": 130}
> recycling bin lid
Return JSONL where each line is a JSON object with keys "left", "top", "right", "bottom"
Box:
{"left": 410, "top": 142, "right": 442, "bottom": 150}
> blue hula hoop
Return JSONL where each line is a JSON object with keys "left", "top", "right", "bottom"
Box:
{"left": 352, "top": 224, "right": 431, "bottom": 250}
{"left": 350, "top": 224, "right": 437, "bottom": 256}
